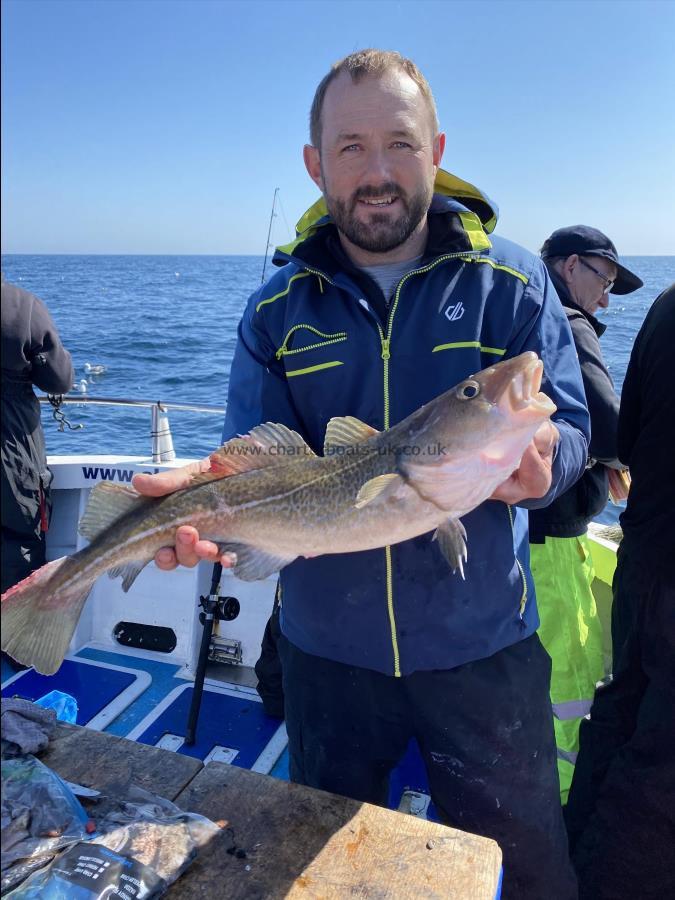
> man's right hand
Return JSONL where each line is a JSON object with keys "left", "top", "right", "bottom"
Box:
{"left": 133, "top": 461, "right": 234, "bottom": 571}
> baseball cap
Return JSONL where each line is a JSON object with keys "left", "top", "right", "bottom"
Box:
{"left": 541, "top": 225, "right": 643, "bottom": 295}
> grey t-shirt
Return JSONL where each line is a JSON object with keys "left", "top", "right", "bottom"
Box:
{"left": 358, "top": 255, "right": 424, "bottom": 306}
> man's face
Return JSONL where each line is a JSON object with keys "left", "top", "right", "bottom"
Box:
{"left": 304, "top": 69, "right": 444, "bottom": 258}
{"left": 565, "top": 254, "right": 618, "bottom": 316}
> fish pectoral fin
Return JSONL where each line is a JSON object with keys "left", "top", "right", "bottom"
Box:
{"left": 218, "top": 543, "right": 297, "bottom": 581}
{"left": 79, "top": 482, "right": 152, "bottom": 541}
{"left": 354, "top": 474, "right": 402, "bottom": 509}
{"left": 208, "top": 424, "right": 316, "bottom": 478}
{"left": 433, "top": 518, "right": 468, "bottom": 579}
{"left": 107, "top": 559, "right": 152, "bottom": 592}
{"left": 324, "top": 416, "right": 379, "bottom": 455}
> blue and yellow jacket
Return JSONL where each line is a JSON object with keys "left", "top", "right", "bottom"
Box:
{"left": 223, "top": 171, "right": 590, "bottom": 676}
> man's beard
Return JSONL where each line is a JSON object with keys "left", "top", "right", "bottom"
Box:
{"left": 323, "top": 180, "right": 432, "bottom": 254}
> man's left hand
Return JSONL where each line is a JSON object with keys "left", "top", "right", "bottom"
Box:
{"left": 490, "top": 421, "right": 559, "bottom": 505}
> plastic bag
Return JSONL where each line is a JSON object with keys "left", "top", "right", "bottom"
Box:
{"left": 33, "top": 692, "right": 78, "bottom": 725}
{"left": 1, "top": 755, "right": 90, "bottom": 893}
{"left": 6, "top": 784, "right": 221, "bottom": 899}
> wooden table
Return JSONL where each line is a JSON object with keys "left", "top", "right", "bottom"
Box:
{"left": 41, "top": 722, "right": 202, "bottom": 799}
{"left": 40, "top": 723, "right": 502, "bottom": 899}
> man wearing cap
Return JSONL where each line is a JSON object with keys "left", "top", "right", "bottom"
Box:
{"left": 530, "top": 225, "right": 643, "bottom": 803}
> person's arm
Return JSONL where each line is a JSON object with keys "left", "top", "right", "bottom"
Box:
{"left": 617, "top": 283, "right": 675, "bottom": 467}
{"left": 616, "top": 324, "right": 644, "bottom": 468}
{"left": 491, "top": 260, "right": 590, "bottom": 507}
{"left": 29, "top": 297, "right": 74, "bottom": 394}
{"left": 569, "top": 313, "right": 620, "bottom": 465}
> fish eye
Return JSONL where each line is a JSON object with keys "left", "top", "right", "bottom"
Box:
{"left": 456, "top": 380, "right": 480, "bottom": 400}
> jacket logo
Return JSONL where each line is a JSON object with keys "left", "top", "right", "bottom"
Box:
{"left": 444, "top": 301, "right": 465, "bottom": 322}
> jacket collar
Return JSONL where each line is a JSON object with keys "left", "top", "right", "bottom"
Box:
{"left": 546, "top": 262, "right": 607, "bottom": 337}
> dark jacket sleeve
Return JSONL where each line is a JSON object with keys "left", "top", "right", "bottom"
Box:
{"left": 28, "top": 296, "right": 74, "bottom": 395}
{"left": 567, "top": 310, "right": 620, "bottom": 464}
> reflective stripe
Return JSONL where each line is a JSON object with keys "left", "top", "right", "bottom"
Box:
{"left": 457, "top": 211, "right": 491, "bottom": 251}
{"left": 460, "top": 255, "right": 529, "bottom": 284}
{"left": 557, "top": 747, "right": 578, "bottom": 765}
{"left": 552, "top": 698, "right": 593, "bottom": 720}
{"left": 384, "top": 546, "right": 400, "bottom": 677}
{"left": 285, "top": 361, "right": 344, "bottom": 378}
{"left": 256, "top": 271, "right": 312, "bottom": 313}
{"left": 432, "top": 341, "right": 506, "bottom": 355}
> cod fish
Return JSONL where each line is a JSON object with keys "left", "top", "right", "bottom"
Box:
{"left": 1, "top": 352, "right": 556, "bottom": 675}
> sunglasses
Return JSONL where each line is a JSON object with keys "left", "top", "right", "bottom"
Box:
{"left": 578, "top": 257, "right": 615, "bottom": 294}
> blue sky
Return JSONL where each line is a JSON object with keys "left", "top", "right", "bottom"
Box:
{"left": 2, "top": 0, "right": 674, "bottom": 255}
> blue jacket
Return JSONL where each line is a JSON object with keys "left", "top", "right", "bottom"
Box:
{"left": 223, "top": 177, "right": 590, "bottom": 676}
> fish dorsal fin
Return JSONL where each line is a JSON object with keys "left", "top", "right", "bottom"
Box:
{"left": 354, "top": 474, "right": 401, "bottom": 509}
{"left": 79, "top": 482, "right": 150, "bottom": 541}
{"left": 324, "top": 416, "right": 379, "bottom": 456}
{"left": 207, "top": 425, "right": 316, "bottom": 479}
{"left": 248, "top": 423, "right": 317, "bottom": 458}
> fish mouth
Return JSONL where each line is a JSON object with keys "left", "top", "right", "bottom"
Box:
{"left": 498, "top": 355, "right": 556, "bottom": 419}
{"left": 476, "top": 352, "right": 556, "bottom": 420}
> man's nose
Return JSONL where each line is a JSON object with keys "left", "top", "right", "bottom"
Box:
{"left": 598, "top": 293, "right": 610, "bottom": 309}
{"left": 363, "top": 147, "right": 391, "bottom": 182}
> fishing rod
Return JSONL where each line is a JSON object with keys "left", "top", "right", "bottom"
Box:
{"left": 260, "top": 187, "right": 280, "bottom": 285}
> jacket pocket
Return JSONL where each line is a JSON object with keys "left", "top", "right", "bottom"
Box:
{"left": 276, "top": 324, "right": 347, "bottom": 379}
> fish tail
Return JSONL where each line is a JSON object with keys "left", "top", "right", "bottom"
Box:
{"left": 1, "top": 557, "right": 95, "bottom": 675}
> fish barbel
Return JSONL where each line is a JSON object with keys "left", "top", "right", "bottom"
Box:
{"left": 1, "top": 352, "right": 556, "bottom": 674}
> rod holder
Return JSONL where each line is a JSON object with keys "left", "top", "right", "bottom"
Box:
{"left": 151, "top": 403, "right": 176, "bottom": 463}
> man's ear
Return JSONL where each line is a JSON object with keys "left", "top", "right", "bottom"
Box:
{"left": 560, "top": 254, "right": 578, "bottom": 285}
{"left": 303, "top": 144, "right": 323, "bottom": 191}
{"left": 433, "top": 131, "right": 446, "bottom": 168}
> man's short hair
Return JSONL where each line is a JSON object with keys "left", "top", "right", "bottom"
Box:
{"left": 309, "top": 49, "right": 439, "bottom": 149}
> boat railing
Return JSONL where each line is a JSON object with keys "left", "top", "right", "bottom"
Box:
{"left": 37, "top": 394, "right": 226, "bottom": 463}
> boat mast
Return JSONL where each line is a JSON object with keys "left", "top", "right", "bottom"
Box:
{"left": 261, "top": 187, "right": 280, "bottom": 284}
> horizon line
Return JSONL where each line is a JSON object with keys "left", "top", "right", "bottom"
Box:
{"left": 2, "top": 251, "right": 672, "bottom": 258}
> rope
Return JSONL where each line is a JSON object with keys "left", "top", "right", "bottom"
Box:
{"left": 48, "top": 394, "right": 84, "bottom": 432}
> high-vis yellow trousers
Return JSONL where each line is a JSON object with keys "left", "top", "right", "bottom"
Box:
{"left": 530, "top": 534, "right": 605, "bottom": 804}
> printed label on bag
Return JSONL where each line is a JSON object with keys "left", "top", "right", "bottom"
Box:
{"left": 50, "top": 842, "right": 166, "bottom": 899}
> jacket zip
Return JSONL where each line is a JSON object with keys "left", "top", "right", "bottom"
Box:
{"left": 302, "top": 251, "right": 481, "bottom": 675}
{"left": 506, "top": 504, "right": 528, "bottom": 621}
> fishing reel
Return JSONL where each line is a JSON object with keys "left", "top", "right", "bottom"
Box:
{"left": 198, "top": 593, "right": 240, "bottom": 624}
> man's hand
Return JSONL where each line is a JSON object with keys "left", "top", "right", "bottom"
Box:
{"left": 132, "top": 460, "right": 234, "bottom": 571}
{"left": 490, "top": 421, "right": 560, "bottom": 505}
{"left": 607, "top": 467, "right": 631, "bottom": 503}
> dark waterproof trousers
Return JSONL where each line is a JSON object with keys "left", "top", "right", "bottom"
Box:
{"left": 254, "top": 589, "right": 284, "bottom": 718}
{"left": 279, "top": 632, "right": 577, "bottom": 900}
{"left": 565, "top": 542, "right": 675, "bottom": 899}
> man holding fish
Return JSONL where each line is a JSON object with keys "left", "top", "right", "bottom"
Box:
{"left": 2, "top": 51, "right": 589, "bottom": 897}
{"left": 140, "top": 49, "right": 590, "bottom": 895}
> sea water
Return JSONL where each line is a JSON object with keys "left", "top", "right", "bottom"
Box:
{"left": 2, "top": 254, "right": 674, "bottom": 524}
